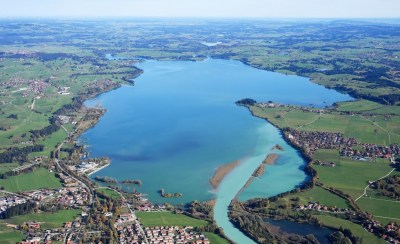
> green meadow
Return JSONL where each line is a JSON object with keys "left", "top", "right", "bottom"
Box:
{"left": 250, "top": 103, "right": 400, "bottom": 145}
{"left": 95, "top": 188, "right": 122, "bottom": 200}
{"left": 314, "top": 215, "right": 385, "bottom": 244}
{"left": 0, "top": 209, "right": 80, "bottom": 230}
{"left": 293, "top": 186, "right": 350, "bottom": 209}
{"left": 313, "top": 149, "right": 393, "bottom": 199}
{"left": 0, "top": 223, "right": 24, "bottom": 244}
{"left": 0, "top": 167, "right": 62, "bottom": 192}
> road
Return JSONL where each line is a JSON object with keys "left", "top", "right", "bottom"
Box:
{"left": 0, "top": 190, "right": 33, "bottom": 200}
{"left": 355, "top": 168, "right": 396, "bottom": 201}
{"left": 55, "top": 157, "right": 94, "bottom": 205}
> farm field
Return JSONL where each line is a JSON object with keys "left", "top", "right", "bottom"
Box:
{"left": 0, "top": 163, "right": 20, "bottom": 174}
{"left": 293, "top": 186, "right": 350, "bottom": 209}
{"left": 356, "top": 197, "right": 400, "bottom": 225}
{"left": 312, "top": 150, "right": 393, "bottom": 199}
{"left": 0, "top": 167, "right": 62, "bottom": 192}
{"left": 335, "top": 100, "right": 383, "bottom": 112}
{"left": 0, "top": 209, "right": 80, "bottom": 230}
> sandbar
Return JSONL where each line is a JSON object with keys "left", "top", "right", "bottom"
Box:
{"left": 263, "top": 153, "right": 279, "bottom": 164}
{"left": 234, "top": 153, "right": 280, "bottom": 199}
{"left": 252, "top": 164, "right": 267, "bottom": 177}
{"left": 210, "top": 160, "right": 241, "bottom": 189}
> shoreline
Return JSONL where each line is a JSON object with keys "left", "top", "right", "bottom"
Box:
{"left": 210, "top": 160, "right": 242, "bottom": 189}
{"left": 87, "top": 162, "right": 110, "bottom": 176}
{"left": 246, "top": 105, "right": 313, "bottom": 163}
{"left": 72, "top": 67, "right": 143, "bottom": 175}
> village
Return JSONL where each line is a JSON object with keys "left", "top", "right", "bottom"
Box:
{"left": 0, "top": 77, "right": 49, "bottom": 97}
{"left": 0, "top": 153, "right": 215, "bottom": 244}
{"left": 283, "top": 128, "right": 400, "bottom": 162}
{"left": 117, "top": 223, "right": 211, "bottom": 244}
{"left": 294, "top": 201, "right": 351, "bottom": 214}
{"left": 22, "top": 187, "right": 89, "bottom": 206}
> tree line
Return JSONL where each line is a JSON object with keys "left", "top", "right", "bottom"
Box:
{"left": 0, "top": 201, "right": 36, "bottom": 219}
{"left": 30, "top": 121, "right": 60, "bottom": 139}
{"left": 0, "top": 145, "right": 44, "bottom": 163}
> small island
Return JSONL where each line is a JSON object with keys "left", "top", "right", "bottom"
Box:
{"left": 94, "top": 176, "right": 118, "bottom": 184}
{"left": 120, "top": 179, "right": 142, "bottom": 185}
{"left": 159, "top": 189, "right": 183, "bottom": 198}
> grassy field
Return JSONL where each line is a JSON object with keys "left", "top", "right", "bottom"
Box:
{"left": 250, "top": 105, "right": 400, "bottom": 145}
{"left": 204, "top": 232, "right": 229, "bottom": 244}
{"left": 357, "top": 197, "right": 400, "bottom": 225}
{"left": 282, "top": 110, "right": 320, "bottom": 128}
{"left": 336, "top": 100, "right": 400, "bottom": 115}
{"left": 312, "top": 150, "right": 393, "bottom": 199}
{"left": 0, "top": 163, "right": 20, "bottom": 174}
{"left": 293, "top": 186, "right": 350, "bottom": 209}
{"left": 314, "top": 215, "right": 385, "bottom": 244}
{"left": 0, "top": 209, "right": 80, "bottom": 230}
{"left": 0, "top": 167, "right": 62, "bottom": 192}
{"left": 0, "top": 223, "right": 24, "bottom": 244}
{"left": 136, "top": 212, "right": 207, "bottom": 228}
{"left": 95, "top": 188, "right": 122, "bottom": 199}
{"left": 35, "top": 129, "right": 68, "bottom": 157}
{"left": 335, "top": 100, "right": 384, "bottom": 112}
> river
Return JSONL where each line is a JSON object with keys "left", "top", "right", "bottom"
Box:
{"left": 81, "top": 58, "right": 352, "bottom": 243}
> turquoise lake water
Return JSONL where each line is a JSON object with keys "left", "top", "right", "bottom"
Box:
{"left": 81, "top": 58, "right": 352, "bottom": 243}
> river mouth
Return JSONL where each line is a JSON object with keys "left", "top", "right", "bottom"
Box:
{"left": 80, "top": 58, "right": 352, "bottom": 242}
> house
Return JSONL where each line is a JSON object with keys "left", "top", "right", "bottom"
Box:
{"left": 27, "top": 222, "right": 41, "bottom": 230}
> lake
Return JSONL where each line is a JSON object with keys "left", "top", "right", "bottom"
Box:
{"left": 81, "top": 58, "right": 352, "bottom": 243}
{"left": 266, "top": 219, "right": 335, "bottom": 244}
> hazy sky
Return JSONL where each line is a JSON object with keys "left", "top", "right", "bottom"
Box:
{"left": 1, "top": 0, "right": 399, "bottom": 18}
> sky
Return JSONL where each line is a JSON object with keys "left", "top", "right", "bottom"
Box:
{"left": 1, "top": 0, "right": 399, "bottom": 18}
